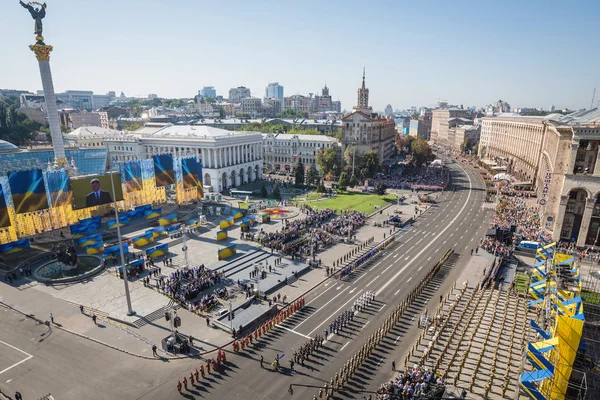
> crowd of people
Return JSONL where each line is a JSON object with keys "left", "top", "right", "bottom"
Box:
{"left": 368, "top": 166, "right": 448, "bottom": 192}
{"left": 376, "top": 365, "right": 442, "bottom": 399}
{"left": 192, "top": 293, "right": 219, "bottom": 312}
{"left": 321, "top": 210, "right": 366, "bottom": 237}
{"left": 491, "top": 196, "right": 550, "bottom": 243}
{"left": 156, "top": 265, "right": 224, "bottom": 305}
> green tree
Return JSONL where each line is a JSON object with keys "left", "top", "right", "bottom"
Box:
{"left": 280, "top": 109, "right": 309, "bottom": 118}
{"left": 316, "top": 147, "right": 339, "bottom": 175}
{"left": 360, "top": 150, "right": 379, "bottom": 179}
{"left": 411, "top": 137, "right": 435, "bottom": 168}
{"left": 396, "top": 135, "right": 415, "bottom": 154}
{"left": 271, "top": 183, "right": 281, "bottom": 200}
{"left": 294, "top": 158, "right": 305, "bottom": 187}
{"left": 306, "top": 164, "right": 319, "bottom": 186}
{"left": 349, "top": 174, "right": 358, "bottom": 188}
{"left": 338, "top": 172, "right": 349, "bottom": 191}
{"left": 260, "top": 183, "right": 268, "bottom": 198}
{"left": 0, "top": 103, "right": 40, "bottom": 145}
{"left": 375, "top": 182, "right": 387, "bottom": 196}
{"left": 124, "top": 122, "right": 142, "bottom": 131}
{"left": 316, "top": 180, "right": 326, "bottom": 193}
{"left": 462, "top": 138, "right": 475, "bottom": 154}
{"left": 203, "top": 97, "right": 216, "bottom": 104}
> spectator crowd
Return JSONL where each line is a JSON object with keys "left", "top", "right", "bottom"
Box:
{"left": 376, "top": 365, "right": 442, "bottom": 399}
{"left": 156, "top": 264, "right": 224, "bottom": 306}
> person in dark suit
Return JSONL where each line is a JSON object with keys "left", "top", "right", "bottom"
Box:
{"left": 85, "top": 178, "right": 113, "bottom": 207}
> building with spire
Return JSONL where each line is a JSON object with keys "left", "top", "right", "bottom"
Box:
{"left": 341, "top": 69, "right": 396, "bottom": 166}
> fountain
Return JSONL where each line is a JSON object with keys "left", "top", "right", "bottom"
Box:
{"left": 33, "top": 244, "right": 105, "bottom": 283}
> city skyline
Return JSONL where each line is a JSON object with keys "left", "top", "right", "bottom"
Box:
{"left": 1, "top": 0, "right": 599, "bottom": 111}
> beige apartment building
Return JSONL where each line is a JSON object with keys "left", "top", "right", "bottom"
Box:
{"left": 430, "top": 108, "right": 471, "bottom": 143}
{"left": 480, "top": 109, "right": 600, "bottom": 246}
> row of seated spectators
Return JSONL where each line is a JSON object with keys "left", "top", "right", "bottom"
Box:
{"left": 281, "top": 228, "right": 337, "bottom": 259}
{"left": 156, "top": 264, "right": 224, "bottom": 305}
{"left": 321, "top": 210, "right": 366, "bottom": 237}
{"left": 191, "top": 294, "right": 219, "bottom": 312}
{"left": 376, "top": 365, "right": 442, "bottom": 399}
{"left": 368, "top": 166, "right": 448, "bottom": 191}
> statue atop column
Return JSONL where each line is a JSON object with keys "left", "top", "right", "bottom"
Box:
{"left": 20, "top": 1, "right": 47, "bottom": 43}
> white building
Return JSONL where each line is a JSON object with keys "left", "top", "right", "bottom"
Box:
{"left": 139, "top": 125, "right": 263, "bottom": 192}
{"left": 229, "top": 86, "right": 251, "bottom": 103}
{"left": 262, "top": 133, "right": 338, "bottom": 172}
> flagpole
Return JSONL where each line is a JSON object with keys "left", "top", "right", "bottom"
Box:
{"left": 110, "top": 170, "right": 135, "bottom": 316}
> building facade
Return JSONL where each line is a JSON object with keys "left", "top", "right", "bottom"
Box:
{"left": 262, "top": 133, "right": 337, "bottom": 173}
{"left": 241, "top": 97, "right": 263, "bottom": 117}
{"left": 452, "top": 124, "right": 480, "bottom": 152}
{"left": 263, "top": 98, "right": 282, "bottom": 116}
{"left": 437, "top": 117, "right": 473, "bottom": 147}
{"left": 284, "top": 95, "right": 312, "bottom": 113}
{"left": 265, "top": 82, "right": 284, "bottom": 103}
{"left": 228, "top": 86, "right": 251, "bottom": 103}
{"left": 341, "top": 71, "right": 396, "bottom": 165}
{"left": 430, "top": 108, "right": 471, "bottom": 143}
{"left": 199, "top": 86, "right": 217, "bottom": 99}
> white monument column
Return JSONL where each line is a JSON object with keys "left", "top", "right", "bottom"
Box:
{"left": 30, "top": 43, "right": 66, "bottom": 165}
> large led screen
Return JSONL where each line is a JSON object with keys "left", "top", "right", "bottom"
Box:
{"left": 0, "top": 184, "right": 10, "bottom": 228}
{"left": 8, "top": 169, "right": 49, "bottom": 214}
{"left": 153, "top": 154, "right": 175, "bottom": 187}
{"left": 71, "top": 174, "right": 124, "bottom": 210}
{"left": 181, "top": 158, "right": 200, "bottom": 189}
{"left": 122, "top": 161, "right": 143, "bottom": 192}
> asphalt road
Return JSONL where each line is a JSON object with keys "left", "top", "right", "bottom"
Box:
{"left": 0, "top": 160, "right": 491, "bottom": 400}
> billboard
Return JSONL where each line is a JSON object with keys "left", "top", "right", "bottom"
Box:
{"left": 0, "top": 238, "right": 31, "bottom": 254}
{"left": 132, "top": 233, "right": 155, "bottom": 247}
{"left": 46, "top": 170, "right": 72, "bottom": 208}
{"left": 153, "top": 154, "right": 175, "bottom": 187}
{"left": 103, "top": 242, "right": 129, "bottom": 258}
{"left": 8, "top": 169, "right": 49, "bottom": 214}
{"left": 85, "top": 241, "right": 104, "bottom": 255}
{"left": 147, "top": 243, "right": 168, "bottom": 259}
{"left": 0, "top": 184, "right": 10, "bottom": 228}
{"left": 70, "top": 173, "right": 124, "bottom": 210}
{"left": 182, "top": 158, "right": 201, "bottom": 189}
{"left": 122, "top": 161, "right": 143, "bottom": 192}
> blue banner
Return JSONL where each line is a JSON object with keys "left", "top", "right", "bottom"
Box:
{"left": 165, "top": 224, "right": 181, "bottom": 233}
{"left": 144, "top": 207, "right": 162, "bottom": 219}
{"left": 182, "top": 158, "right": 201, "bottom": 189}
{"left": 0, "top": 238, "right": 30, "bottom": 254}
{"left": 46, "top": 169, "right": 72, "bottom": 208}
{"left": 103, "top": 242, "right": 129, "bottom": 258}
{"left": 0, "top": 184, "right": 10, "bottom": 228}
{"left": 122, "top": 161, "right": 143, "bottom": 192}
{"left": 145, "top": 226, "right": 165, "bottom": 237}
{"left": 153, "top": 154, "right": 175, "bottom": 187}
{"left": 75, "top": 233, "right": 103, "bottom": 248}
{"left": 147, "top": 243, "right": 168, "bottom": 258}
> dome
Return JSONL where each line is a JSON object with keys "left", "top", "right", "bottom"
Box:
{"left": 0, "top": 140, "right": 18, "bottom": 152}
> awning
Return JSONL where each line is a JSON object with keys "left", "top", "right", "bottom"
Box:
{"left": 492, "top": 166, "right": 508, "bottom": 171}
{"left": 482, "top": 159, "right": 498, "bottom": 166}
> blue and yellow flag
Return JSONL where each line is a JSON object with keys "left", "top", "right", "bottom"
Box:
{"left": 8, "top": 169, "right": 49, "bottom": 214}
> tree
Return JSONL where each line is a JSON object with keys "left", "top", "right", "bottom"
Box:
{"left": 411, "top": 137, "right": 435, "bottom": 168}
{"left": 375, "top": 182, "right": 387, "bottom": 196}
{"left": 306, "top": 164, "right": 319, "bottom": 186}
{"left": 396, "top": 135, "right": 415, "bottom": 154}
{"left": 316, "top": 180, "right": 326, "bottom": 193}
{"left": 338, "top": 172, "right": 349, "bottom": 191}
{"left": 462, "top": 138, "right": 476, "bottom": 154}
{"left": 344, "top": 146, "right": 363, "bottom": 170}
{"left": 0, "top": 103, "right": 42, "bottom": 145}
{"left": 316, "top": 147, "right": 339, "bottom": 175}
{"left": 360, "top": 150, "right": 379, "bottom": 179}
{"left": 294, "top": 158, "right": 305, "bottom": 187}
{"left": 124, "top": 122, "right": 142, "bottom": 131}
{"left": 280, "top": 109, "right": 308, "bottom": 118}
{"left": 271, "top": 183, "right": 281, "bottom": 200}
{"left": 349, "top": 174, "right": 358, "bottom": 188}
{"left": 260, "top": 183, "right": 268, "bottom": 198}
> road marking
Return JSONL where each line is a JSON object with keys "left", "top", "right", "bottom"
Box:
{"left": 364, "top": 321, "right": 370, "bottom": 328}
{"left": 382, "top": 263, "right": 395, "bottom": 274}
{"left": 366, "top": 275, "right": 380, "bottom": 287}
{"left": 460, "top": 235, "right": 464, "bottom": 240}
{"left": 418, "top": 266, "right": 422, "bottom": 271}
{"left": 394, "top": 289, "right": 400, "bottom": 296}
{"left": 296, "top": 287, "right": 349, "bottom": 328}
{"left": 340, "top": 341, "right": 350, "bottom": 351}
{"left": 279, "top": 326, "right": 313, "bottom": 339}
{"left": 407, "top": 277, "right": 412, "bottom": 283}
{"left": 306, "top": 284, "right": 334, "bottom": 306}
{"left": 404, "top": 256, "right": 409, "bottom": 260}
{"left": 0, "top": 340, "right": 33, "bottom": 376}
{"left": 454, "top": 242, "right": 458, "bottom": 247}
{"left": 443, "top": 240, "right": 447, "bottom": 244}
{"left": 376, "top": 357, "right": 385, "bottom": 367}
{"left": 393, "top": 254, "right": 398, "bottom": 258}
{"left": 369, "top": 261, "right": 382, "bottom": 271}
{"left": 375, "top": 163, "right": 473, "bottom": 296}
{"left": 411, "top": 316, "right": 415, "bottom": 321}
{"left": 349, "top": 288, "right": 357, "bottom": 294}
{"left": 306, "top": 291, "right": 364, "bottom": 336}
{"left": 427, "top": 256, "right": 432, "bottom": 261}
{"left": 336, "top": 285, "right": 343, "bottom": 290}
{"left": 465, "top": 246, "right": 468, "bottom": 250}
{"left": 395, "top": 335, "right": 402, "bottom": 343}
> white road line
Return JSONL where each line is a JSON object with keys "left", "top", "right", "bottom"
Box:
{"left": 375, "top": 163, "right": 473, "bottom": 296}
{"left": 364, "top": 321, "right": 370, "bottom": 328}
{"left": 382, "top": 263, "right": 394, "bottom": 274}
{"left": 443, "top": 240, "right": 447, "bottom": 244}
{"left": 296, "top": 287, "right": 349, "bottom": 328}
{"left": 407, "top": 277, "right": 412, "bottom": 283}
{"left": 0, "top": 340, "right": 33, "bottom": 376}
{"left": 279, "top": 325, "right": 313, "bottom": 339}
{"left": 306, "top": 291, "right": 364, "bottom": 336}
{"left": 369, "top": 261, "right": 382, "bottom": 271}
{"left": 394, "top": 289, "right": 400, "bottom": 296}
{"left": 418, "top": 266, "right": 422, "bottom": 271}
{"left": 306, "top": 284, "right": 335, "bottom": 306}
{"left": 395, "top": 335, "right": 402, "bottom": 344}
{"left": 379, "top": 304, "right": 386, "bottom": 312}
{"left": 366, "top": 275, "right": 380, "bottom": 287}
{"left": 340, "top": 341, "right": 350, "bottom": 351}
{"left": 427, "top": 256, "right": 432, "bottom": 261}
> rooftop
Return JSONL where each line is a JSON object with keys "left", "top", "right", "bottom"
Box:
{"left": 145, "top": 125, "right": 263, "bottom": 140}
{"left": 545, "top": 108, "right": 600, "bottom": 127}
{"left": 262, "top": 133, "right": 337, "bottom": 142}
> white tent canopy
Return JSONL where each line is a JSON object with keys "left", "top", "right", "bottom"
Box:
{"left": 492, "top": 173, "right": 514, "bottom": 182}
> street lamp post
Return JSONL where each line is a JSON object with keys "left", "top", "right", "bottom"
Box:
{"left": 109, "top": 171, "right": 134, "bottom": 316}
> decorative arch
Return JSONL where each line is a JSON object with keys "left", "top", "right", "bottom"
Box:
{"left": 204, "top": 173, "right": 212, "bottom": 188}
{"left": 231, "top": 170, "right": 237, "bottom": 187}
{"left": 222, "top": 172, "right": 228, "bottom": 189}
{"left": 247, "top": 166, "right": 253, "bottom": 182}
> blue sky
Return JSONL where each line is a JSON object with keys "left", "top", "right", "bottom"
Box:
{"left": 1, "top": 0, "right": 599, "bottom": 112}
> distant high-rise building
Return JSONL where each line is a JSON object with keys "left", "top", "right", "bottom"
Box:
{"left": 550, "top": 105, "right": 556, "bottom": 112}
{"left": 354, "top": 68, "right": 371, "bottom": 113}
{"left": 229, "top": 86, "right": 251, "bottom": 103}
{"left": 199, "top": 86, "right": 217, "bottom": 99}
{"left": 314, "top": 84, "right": 333, "bottom": 113}
{"left": 265, "top": 82, "right": 284, "bottom": 102}
{"left": 384, "top": 104, "right": 393, "bottom": 116}
{"left": 284, "top": 95, "right": 312, "bottom": 113}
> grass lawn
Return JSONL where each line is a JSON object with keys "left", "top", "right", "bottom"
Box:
{"left": 306, "top": 192, "right": 323, "bottom": 200}
{"left": 581, "top": 290, "right": 600, "bottom": 305}
{"left": 514, "top": 272, "right": 530, "bottom": 294}
{"left": 308, "top": 192, "right": 396, "bottom": 214}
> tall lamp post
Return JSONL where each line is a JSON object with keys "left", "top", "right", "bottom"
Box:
{"left": 110, "top": 171, "right": 135, "bottom": 316}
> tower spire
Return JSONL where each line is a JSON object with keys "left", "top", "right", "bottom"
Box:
{"left": 362, "top": 68, "right": 366, "bottom": 89}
